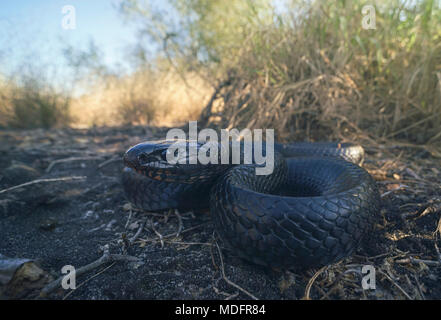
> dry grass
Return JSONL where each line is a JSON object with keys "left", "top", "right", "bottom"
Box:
{"left": 70, "top": 69, "right": 212, "bottom": 128}
{"left": 198, "top": 1, "right": 441, "bottom": 150}
{"left": 3, "top": 0, "right": 440, "bottom": 146}
{"left": 0, "top": 75, "right": 71, "bottom": 129}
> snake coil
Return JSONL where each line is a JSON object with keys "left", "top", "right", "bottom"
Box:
{"left": 122, "top": 141, "right": 380, "bottom": 269}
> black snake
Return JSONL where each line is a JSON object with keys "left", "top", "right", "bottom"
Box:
{"left": 122, "top": 140, "right": 380, "bottom": 269}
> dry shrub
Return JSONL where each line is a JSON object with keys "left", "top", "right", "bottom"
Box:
{"left": 117, "top": 96, "right": 158, "bottom": 126}
{"left": 70, "top": 68, "right": 212, "bottom": 128}
{"left": 199, "top": 1, "right": 441, "bottom": 148}
{"left": 0, "top": 76, "right": 71, "bottom": 129}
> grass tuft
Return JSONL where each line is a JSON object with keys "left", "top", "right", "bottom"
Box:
{"left": 0, "top": 75, "right": 71, "bottom": 129}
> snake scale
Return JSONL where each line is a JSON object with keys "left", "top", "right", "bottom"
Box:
{"left": 122, "top": 140, "right": 380, "bottom": 270}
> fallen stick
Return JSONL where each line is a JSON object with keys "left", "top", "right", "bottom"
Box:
{"left": 46, "top": 156, "right": 104, "bottom": 173}
{"left": 214, "top": 240, "right": 258, "bottom": 300}
{"left": 380, "top": 184, "right": 409, "bottom": 198}
{"left": 40, "top": 245, "right": 140, "bottom": 297}
{"left": 303, "top": 265, "right": 328, "bottom": 300}
{"left": 62, "top": 262, "right": 117, "bottom": 300}
{"left": 129, "top": 218, "right": 147, "bottom": 244}
{"left": 378, "top": 270, "right": 413, "bottom": 300}
{"left": 98, "top": 157, "right": 121, "bottom": 169}
{"left": 0, "top": 176, "right": 86, "bottom": 195}
{"left": 395, "top": 257, "right": 441, "bottom": 266}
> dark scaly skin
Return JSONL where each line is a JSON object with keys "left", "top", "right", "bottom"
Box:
{"left": 210, "top": 157, "right": 379, "bottom": 269}
{"left": 274, "top": 142, "right": 365, "bottom": 165}
{"left": 122, "top": 140, "right": 380, "bottom": 270}
{"left": 122, "top": 140, "right": 232, "bottom": 210}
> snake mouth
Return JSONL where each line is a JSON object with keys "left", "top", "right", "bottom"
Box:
{"left": 123, "top": 140, "right": 217, "bottom": 173}
{"left": 124, "top": 141, "right": 172, "bottom": 171}
{"left": 123, "top": 140, "right": 234, "bottom": 183}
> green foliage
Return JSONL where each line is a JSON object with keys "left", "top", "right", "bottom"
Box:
{"left": 118, "top": 0, "right": 274, "bottom": 72}
{"left": 170, "top": 0, "right": 273, "bottom": 63}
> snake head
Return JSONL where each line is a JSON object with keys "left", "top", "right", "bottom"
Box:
{"left": 124, "top": 141, "right": 172, "bottom": 170}
{"left": 123, "top": 140, "right": 210, "bottom": 170}
{"left": 123, "top": 140, "right": 233, "bottom": 185}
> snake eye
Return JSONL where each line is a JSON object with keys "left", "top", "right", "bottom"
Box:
{"left": 161, "top": 148, "right": 179, "bottom": 161}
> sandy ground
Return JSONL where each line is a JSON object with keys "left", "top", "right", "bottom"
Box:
{"left": 0, "top": 126, "right": 440, "bottom": 300}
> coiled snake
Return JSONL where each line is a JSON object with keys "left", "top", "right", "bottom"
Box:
{"left": 122, "top": 140, "right": 380, "bottom": 269}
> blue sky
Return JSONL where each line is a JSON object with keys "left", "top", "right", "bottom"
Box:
{"left": 0, "top": 0, "right": 287, "bottom": 89}
{"left": 0, "top": 0, "right": 142, "bottom": 80}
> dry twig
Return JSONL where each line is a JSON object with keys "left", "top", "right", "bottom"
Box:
{"left": 98, "top": 157, "right": 121, "bottom": 169}
{"left": 46, "top": 156, "right": 104, "bottom": 173}
{"left": 0, "top": 176, "right": 86, "bottom": 194}
{"left": 40, "top": 245, "right": 140, "bottom": 297}
{"left": 378, "top": 270, "right": 413, "bottom": 300}
{"left": 214, "top": 240, "right": 258, "bottom": 300}
{"left": 303, "top": 266, "right": 328, "bottom": 300}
